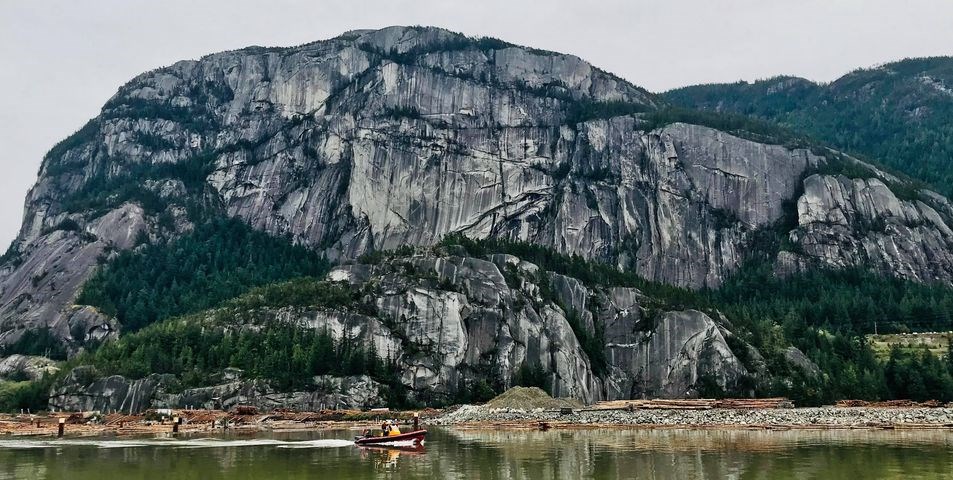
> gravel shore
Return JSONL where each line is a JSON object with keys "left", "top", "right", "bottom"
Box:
{"left": 433, "top": 405, "right": 953, "bottom": 429}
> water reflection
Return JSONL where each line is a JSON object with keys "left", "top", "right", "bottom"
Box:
{"left": 359, "top": 444, "right": 427, "bottom": 471}
{"left": 446, "top": 429, "right": 953, "bottom": 480}
{"left": 0, "top": 428, "right": 950, "bottom": 479}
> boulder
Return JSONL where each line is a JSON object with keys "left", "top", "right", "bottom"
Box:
{"left": 48, "top": 367, "right": 172, "bottom": 413}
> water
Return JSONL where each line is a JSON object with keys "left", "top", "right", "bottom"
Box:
{"left": 1, "top": 428, "right": 951, "bottom": 479}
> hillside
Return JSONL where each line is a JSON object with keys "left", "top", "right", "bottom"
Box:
{"left": 44, "top": 240, "right": 953, "bottom": 411}
{"left": 666, "top": 57, "right": 953, "bottom": 197}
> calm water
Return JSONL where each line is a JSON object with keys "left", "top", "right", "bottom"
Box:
{"left": 1, "top": 428, "right": 951, "bottom": 479}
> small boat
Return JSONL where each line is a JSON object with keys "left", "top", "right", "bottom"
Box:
{"left": 354, "top": 429, "right": 427, "bottom": 445}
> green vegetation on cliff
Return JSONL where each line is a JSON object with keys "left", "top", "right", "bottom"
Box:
{"left": 666, "top": 57, "right": 953, "bottom": 197}
{"left": 0, "top": 328, "right": 68, "bottom": 360}
{"left": 66, "top": 278, "right": 400, "bottom": 405}
{"left": 0, "top": 378, "right": 53, "bottom": 413}
{"left": 29, "top": 234, "right": 953, "bottom": 410}
{"left": 86, "top": 313, "right": 389, "bottom": 393}
{"left": 76, "top": 218, "right": 330, "bottom": 332}
{"left": 442, "top": 235, "right": 953, "bottom": 404}
{"left": 710, "top": 259, "right": 953, "bottom": 404}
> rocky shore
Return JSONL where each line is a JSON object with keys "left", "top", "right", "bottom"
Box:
{"left": 434, "top": 405, "right": 953, "bottom": 430}
{"left": 4, "top": 404, "right": 953, "bottom": 438}
{"left": 0, "top": 409, "right": 425, "bottom": 438}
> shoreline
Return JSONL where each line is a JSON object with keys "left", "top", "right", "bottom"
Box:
{"left": 3, "top": 406, "right": 953, "bottom": 438}
{"left": 446, "top": 420, "right": 953, "bottom": 431}
{"left": 431, "top": 405, "right": 953, "bottom": 431}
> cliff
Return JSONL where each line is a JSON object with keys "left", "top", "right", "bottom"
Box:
{"left": 2, "top": 27, "right": 952, "bottom": 406}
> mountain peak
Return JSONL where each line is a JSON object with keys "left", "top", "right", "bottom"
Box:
{"left": 3, "top": 32, "right": 953, "bottom": 398}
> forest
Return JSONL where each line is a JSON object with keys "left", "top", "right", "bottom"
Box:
{"left": 665, "top": 57, "right": 953, "bottom": 198}
{"left": 75, "top": 217, "right": 331, "bottom": 333}
{"left": 4, "top": 231, "right": 953, "bottom": 412}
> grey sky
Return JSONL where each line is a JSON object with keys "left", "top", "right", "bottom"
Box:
{"left": 2, "top": 0, "right": 952, "bottom": 248}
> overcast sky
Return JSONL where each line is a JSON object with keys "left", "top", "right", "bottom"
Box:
{"left": 1, "top": 0, "right": 952, "bottom": 248}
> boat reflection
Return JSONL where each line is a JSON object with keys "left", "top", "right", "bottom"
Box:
{"left": 358, "top": 442, "right": 426, "bottom": 469}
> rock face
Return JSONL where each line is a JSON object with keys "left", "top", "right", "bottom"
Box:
{"left": 0, "top": 354, "right": 59, "bottom": 381}
{"left": 784, "top": 174, "right": 953, "bottom": 283}
{"left": 49, "top": 250, "right": 758, "bottom": 411}
{"left": 5, "top": 27, "right": 953, "bottom": 409}
{"left": 0, "top": 204, "right": 142, "bottom": 352}
{"left": 318, "top": 253, "right": 753, "bottom": 403}
{"left": 6, "top": 26, "right": 952, "bottom": 353}
{"left": 49, "top": 367, "right": 385, "bottom": 413}
{"left": 159, "top": 374, "right": 385, "bottom": 411}
{"left": 665, "top": 57, "right": 953, "bottom": 203}
{"left": 605, "top": 310, "right": 748, "bottom": 399}
{"left": 48, "top": 367, "right": 171, "bottom": 413}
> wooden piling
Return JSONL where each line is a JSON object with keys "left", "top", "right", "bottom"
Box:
{"left": 57, "top": 418, "right": 65, "bottom": 438}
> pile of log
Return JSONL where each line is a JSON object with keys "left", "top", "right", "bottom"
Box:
{"left": 835, "top": 399, "right": 950, "bottom": 408}
{"left": 590, "top": 398, "right": 794, "bottom": 411}
{"left": 265, "top": 410, "right": 335, "bottom": 422}
{"left": 232, "top": 405, "right": 259, "bottom": 416}
{"left": 590, "top": 399, "right": 700, "bottom": 410}
{"left": 713, "top": 398, "right": 794, "bottom": 409}
{"left": 179, "top": 410, "right": 229, "bottom": 423}
{"left": 103, "top": 413, "right": 142, "bottom": 425}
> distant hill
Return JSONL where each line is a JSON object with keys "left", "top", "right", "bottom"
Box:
{"left": 666, "top": 57, "right": 953, "bottom": 196}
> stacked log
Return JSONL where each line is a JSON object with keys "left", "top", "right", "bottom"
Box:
{"left": 179, "top": 410, "right": 228, "bottom": 423}
{"left": 232, "top": 405, "right": 259, "bottom": 416}
{"left": 104, "top": 413, "right": 142, "bottom": 425}
{"left": 713, "top": 398, "right": 794, "bottom": 409}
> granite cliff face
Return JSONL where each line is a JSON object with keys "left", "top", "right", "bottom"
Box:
{"left": 49, "top": 249, "right": 757, "bottom": 410}
{"left": 3, "top": 27, "right": 953, "bottom": 405}
{"left": 780, "top": 174, "right": 953, "bottom": 283}
{"left": 48, "top": 367, "right": 384, "bottom": 413}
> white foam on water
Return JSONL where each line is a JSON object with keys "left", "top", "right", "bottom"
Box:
{"left": 276, "top": 439, "right": 356, "bottom": 449}
{"left": 0, "top": 440, "right": 60, "bottom": 450}
{"left": 173, "top": 439, "right": 288, "bottom": 449}
{"left": 0, "top": 440, "right": 152, "bottom": 449}
{"left": 0, "top": 438, "right": 355, "bottom": 450}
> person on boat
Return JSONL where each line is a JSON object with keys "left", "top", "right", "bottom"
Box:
{"left": 387, "top": 420, "right": 401, "bottom": 436}
{"left": 381, "top": 422, "right": 390, "bottom": 436}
